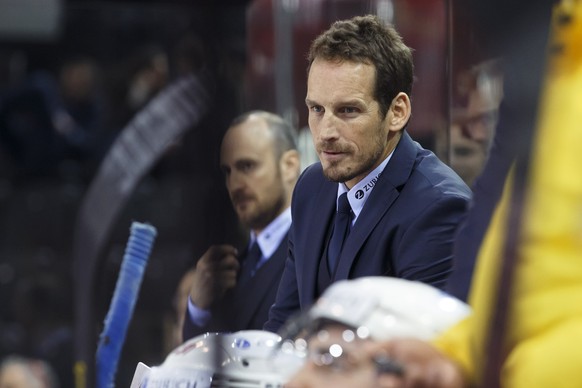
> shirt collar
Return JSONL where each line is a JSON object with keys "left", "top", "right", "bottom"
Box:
{"left": 337, "top": 151, "right": 394, "bottom": 223}
{"left": 249, "top": 207, "right": 291, "bottom": 258}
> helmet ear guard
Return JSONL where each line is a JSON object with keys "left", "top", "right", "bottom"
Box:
{"left": 130, "top": 330, "right": 302, "bottom": 388}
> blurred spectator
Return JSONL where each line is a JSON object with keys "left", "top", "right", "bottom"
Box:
{"left": 107, "top": 44, "right": 169, "bottom": 130}
{"left": 171, "top": 33, "right": 208, "bottom": 77}
{"left": 438, "top": 59, "right": 504, "bottom": 187}
{"left": 57, "top": 57, "right": 108, "bottom": 163}
{"left": 0, "top": 273, "right": 73, "bottom": 388}
{"left": 125, "top": 46, "right": 169, "bottom": 112}
{"left": 0, "top": 57, "right": 107, "bottom": 180}
{"left": 149, "top": 33, "right": 219, "bottom": 177}
{"left": 0, "top": 355, "right": 59, "bottom": 388}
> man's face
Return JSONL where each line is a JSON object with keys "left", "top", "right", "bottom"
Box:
{"left": 285, "top": 324, "right": 380, "bottom": 388}
{"left": 449, "top": 122, "right": 488, "bottom": 186}
{"left": 449, "top": 81, "right": 501, "bottom": 186}
{"left": 460, "top": 85, "right": 499, "bottom": 151}
{"left": 220, "top": 117, "right": 287, "bottom": 231}
{"left": 306, "top": 58, "right": 394, "bottom": 189}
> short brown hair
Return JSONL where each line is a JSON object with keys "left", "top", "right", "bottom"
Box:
{"left": 308, "top": 14, "right": 414, "bottom": 118}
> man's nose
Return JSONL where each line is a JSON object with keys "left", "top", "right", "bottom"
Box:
{"left": 227, "top": 171, "right": 245, "bottom": 192}
{"left": 318, "top": 113, "right": 340, "bottom": 140}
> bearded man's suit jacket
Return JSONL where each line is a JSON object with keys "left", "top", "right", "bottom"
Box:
{"left": 183, "top": 234, "right": 288, "bottom": 340}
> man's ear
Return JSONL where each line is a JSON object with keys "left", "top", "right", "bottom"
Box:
{"left": 280, "top": 149, "right": 301, "bottom": 184}
{"left": 387, "top": 92, "right": 412, "bottom": 132}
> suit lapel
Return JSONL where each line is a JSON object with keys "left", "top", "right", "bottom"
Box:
{"left": 335, "top": 132, "right": 418, "bottom": 279}
{"left": 302, "top": 181, "right": 336, "bottom": 303}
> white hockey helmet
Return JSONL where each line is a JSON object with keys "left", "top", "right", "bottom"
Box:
{"left": 278, "top": 276, "right": 471, "bottom": 345}
{"left": 131, "top": 330, "right": 302, "bottom": 388}
{"left": 311, "top": 276, "right": 470, "bottom": 340}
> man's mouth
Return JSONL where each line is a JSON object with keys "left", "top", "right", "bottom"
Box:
{"left": 233, "top": 195, "right": 253, "bottom": 208}
{"left": 321, "top": 149, "right": 347, "bottom": 162}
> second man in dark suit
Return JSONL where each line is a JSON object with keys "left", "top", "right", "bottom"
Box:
{"left": 181, "top": 110, "right": 300, "bottom": 340}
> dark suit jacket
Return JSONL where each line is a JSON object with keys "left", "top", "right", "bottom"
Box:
{"left": 183, "top": 233, "right": 288, "bottom": 340}
{"left": 264, "top": 132, "right": 471, "bottom": 332}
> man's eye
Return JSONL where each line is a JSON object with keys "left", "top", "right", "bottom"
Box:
{"left": 240, "top": 162, "right": 255, "bottom": 172}
{"left": 340, "top": 107, "right": 358, "bottom": 114}
{"left": 310, "top": 105, "right": 323, "bottom": 113}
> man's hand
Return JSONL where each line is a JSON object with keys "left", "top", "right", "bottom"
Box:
{"left": 363, "top": 338, "right": 466, "bottom": 388}
{"left": 189, "top": 245, "right": 240, "bottom": 310}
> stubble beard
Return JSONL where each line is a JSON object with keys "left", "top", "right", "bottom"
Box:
{"left": 321, "top": 138, "right": 385, "bottom": 184}
{"left": 239, "top": 185, "right": 288, "bottom": 231}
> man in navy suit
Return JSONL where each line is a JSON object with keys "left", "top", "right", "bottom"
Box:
{"left": 181, "top": 110, "right": 300, "bottom": 341}
{"left": 264, "top": 15, "right": 471, "bottom": 332}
